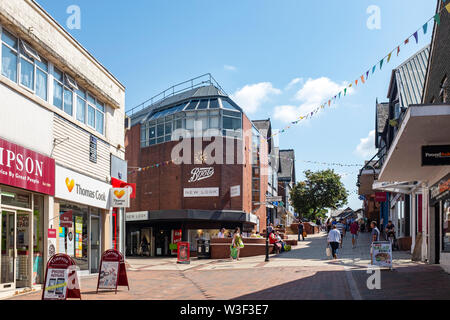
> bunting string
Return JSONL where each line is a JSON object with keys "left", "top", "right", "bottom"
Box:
{"left": 265, "top": 2, "right": 450, "bottom": 142}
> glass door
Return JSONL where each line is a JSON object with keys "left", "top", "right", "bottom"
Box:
{"left": 1, "top": 210, "right": 16, "bottom": 290}
{"left": 16, "top": 211, "right": 31, "bottom": 288}
{"left": 90, "top": 215, "right": 100, "bottom": 273}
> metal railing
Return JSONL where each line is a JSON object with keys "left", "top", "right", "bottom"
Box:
{"left": 356, "top": 145, "right": 387, "bottom": 188}
{"left": 126, "top": 73, "right": 227, "bottom": 117}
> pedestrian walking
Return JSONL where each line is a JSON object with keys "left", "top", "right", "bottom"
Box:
{"left": 327, "top": 225, "right": 341, "bottom": 260}
{"left": 298, "top": 221, "right": 304, "bottom": 241}
{"left": 350, "top": 220, "right": 359, "bottom": 248}
{"left": 369, "top": 221, "right": 380, "bottom": 264}
{"left": 336, "top": 219, "right": 346, "bottom": 248}
{"left": 218, "top": 228, "right": 226, "bottom": 238}
{"left": 231, "top": 227, "right": 244, "bottom": 261}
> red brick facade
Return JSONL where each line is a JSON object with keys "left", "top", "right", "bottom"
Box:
{"left": 125, "top": 115, "right": 268, "bottom": 233}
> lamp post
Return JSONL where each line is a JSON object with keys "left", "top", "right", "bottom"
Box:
{"left": 265, "top": 207, "right": 270, "bottom": 262}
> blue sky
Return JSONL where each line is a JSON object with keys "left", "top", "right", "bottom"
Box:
{"left": 37, "top": 0, "right": 436, "bottom": 210}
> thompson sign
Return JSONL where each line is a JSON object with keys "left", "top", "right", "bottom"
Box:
{"left": 0, "top": 137, "right": 55, "bottom": 195}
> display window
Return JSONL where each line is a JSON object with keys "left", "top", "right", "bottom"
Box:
{"left": 188, "top": 229, "right": 220, "bottom": 251}
{"left": 443, "top": 200, "right": 450, "bottom": 253}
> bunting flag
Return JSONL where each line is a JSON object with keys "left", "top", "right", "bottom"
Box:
{"left": 413, "top": 31, "right": 419, "bottom": 44}
{"left": 387, "top": 52, "right": 393, "bottom": 63}
{"left": 262, "top": 6, "right": 448, "bottom": 142}
{"left": 434, "top": 13, "right": 441, "bottom": 25}
{"left": 423, "top": 22, "right": 428, "bottom": 34}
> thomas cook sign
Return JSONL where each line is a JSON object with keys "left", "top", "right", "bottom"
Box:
{"left": 110, "top": 187, "right": 131, "bottom": 208}
{"left": 55, "top": 165, "right": 110, "bottom": 209}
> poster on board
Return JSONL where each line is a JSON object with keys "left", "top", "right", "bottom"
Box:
{"left": 371, "top": 241, "right": 393, "bottom": 268}
{"left": 98, "top": 261, "right": 119, "bottom": 289}
{"left": 42, "top": 254, "right": 81, "bottom": 300}
{"left": 96, "top": 249, "right": 129, "bottom": 294}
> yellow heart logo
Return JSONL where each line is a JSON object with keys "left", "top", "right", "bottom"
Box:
{"left": 65, "top": 178, "right": 75, "bottom": 193}
{"left": 114, "top": 190, "right": 125, "bottom": 199}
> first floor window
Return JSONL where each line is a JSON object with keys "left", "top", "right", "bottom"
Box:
{"left": 53, "top": 80, "right": 63, "bottom": 109}
{"left": 1, "top": 44, "right": 17, "bottom": 82}
{"left": 36, "top": 68, "right": 47, "bottom": 100}
{"left": 96, "top": 109, "right": 104, "bottom": 134}
{"left": 63, "top": 88, "right": 73, "bottom": 115}
{"left": 20, "top": 57, "right": 34, "bottom": 90}
{"left": 88, "top": 105, "right": 95, "bottom": 128}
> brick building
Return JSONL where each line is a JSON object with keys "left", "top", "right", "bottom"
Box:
{"left": 125, "top": 76, "right": 268, "bottom": 257}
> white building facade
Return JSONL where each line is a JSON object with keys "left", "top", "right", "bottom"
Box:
{"left": 0, "top": 0, "right": 126, "bottom": 298}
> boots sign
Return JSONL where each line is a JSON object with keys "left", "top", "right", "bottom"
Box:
{"left": 0, "top": 137, "right": 55, "bottom": 195}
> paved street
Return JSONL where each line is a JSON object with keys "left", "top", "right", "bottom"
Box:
{"left": 8, "top": 231, "right": 450, "bottom": 300}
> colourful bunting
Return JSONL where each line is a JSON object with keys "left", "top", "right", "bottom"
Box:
{"left": 387, "top": 52, "right": 392, "bottom": 63}
{"left": 360, "top": 75, "right": 365, "bottom": 84}
{"left": 397, "top": 46, "right": 400, "bottom": 56}
{"left": 423, "top": 22, "right": 428, "bottom": 34}
{"left": 344, "top": 88, "right": 347, "bottom": 96}
{"left": 434, "top": 13, "right": 441, "bottom": 25}
{"left": 372, "top": 65, "right": 376, "bottom": 74}
{"left": 355, "top": 79, "right": 358, "bottom": 86}
{"left": 380, "top": 59, "right": 384, "bottom": 70}
{"left": 413, "top": 31, "right": 419, "bottom": 44}
{"left": 404, "top": 38, "right": 409, "bottom": 45}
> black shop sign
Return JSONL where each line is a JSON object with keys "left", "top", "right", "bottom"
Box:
{"left": 422, "top": 145, "right": 450, "bottom": 166}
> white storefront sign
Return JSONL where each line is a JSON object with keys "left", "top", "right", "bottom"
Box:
{"left": 110, "top": 187, "right": 131, "bottom": 208}
{"left": 230, "top": 185, "right": 241, "bottom": 198}
{"left": 55, "top": 165, "right": 111, "bottom": 209}
{"left": 188, "top": 167, "right": 214, "bottom": 183}
{"left": 126, "top": 211, "right": 149, "bottom": 222}
{"left": 184, "top": 187, "right": 219, "bottom": 198}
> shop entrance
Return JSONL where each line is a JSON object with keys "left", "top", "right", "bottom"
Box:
{"left": 155, "top": 229, "right": 170, "bottom": 257}
{"left": 1, "top": 210, "right": 31, "bottom": 291}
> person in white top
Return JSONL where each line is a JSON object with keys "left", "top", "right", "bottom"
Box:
{"left": 327, "top": 225, "right": 342, "bottom": 259}
{"left": 217, "top": 228, "right": 226, "bottom": 239}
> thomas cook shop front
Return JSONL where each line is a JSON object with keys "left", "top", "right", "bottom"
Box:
{"left": 0, "top": 137, "right": 55, "bottom": 297}
{"left": 53, "top": 165, "right": 112, "bottom": 276}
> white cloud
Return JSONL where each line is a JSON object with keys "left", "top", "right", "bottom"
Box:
{"left": 355, "top": 130, "right": 376, "bottom": 158}
{"left": 285, "top": 77, "right": 303, "bottom": 90}
{"left": 231, "top": 82, "right": 281, "bottom": 114}
{"left": 273, "top": 77, "right": 354, "bottom": 123}
{"left": 224, "top": 65, "right": 237, "bottom": 71}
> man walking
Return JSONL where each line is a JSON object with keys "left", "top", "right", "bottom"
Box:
{"left": 298, "top": 221, "right": 304, "bottom": 241}
{"left": 327, "top": 225, "right": 341, "bottom": 260}
{"left": 370, "top": 221, "right": 380, "bottom": 264}
{"left": 336, "top": 219, "right": 346, "bottom": 248}
{"left": 350, "top": 220, "right": 359, "bottom": 249}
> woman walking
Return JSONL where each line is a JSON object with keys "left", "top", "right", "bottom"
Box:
{"left": 231, "top": 227, "right": 244, "bottom": 261}
{"left": 327, "top": 225, "right": 341, "bottom": 260}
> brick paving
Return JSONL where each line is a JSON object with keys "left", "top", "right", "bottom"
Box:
{"left": 7, "top": 231, "right": 450, "bottom": 300}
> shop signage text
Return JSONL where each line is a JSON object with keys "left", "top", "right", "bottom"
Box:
{"left": 422, "top": 145, "right": 450, "bottom": 166}
{"left": 375, "top": 192, "right": 387, "bottom": 202}
{"left": 184, "top": 187, "right": 219, "bottom": 198}
{"left": 188, "top": 167, "right": 214, "bottom": 183}
{"left": 0, "top": 137, "right": 55, "bottom": 195}
{"left": 55, "top": 165, "right": 111, "bottom": 209}
{"left": 110, "top": 187, "right": 131, "bottom": 208}
{"left": 230, "top": 185, "right": 241, "bottom": 198}
{"left": 430, "top": 173, "right": 450, "bottom": 202}
{"left": 125, "top": 211, "right": 148, "bottom": 222}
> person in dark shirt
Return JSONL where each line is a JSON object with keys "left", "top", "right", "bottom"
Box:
{"left": 385, "top": 220, "right": 396, "bottom": 240}
{"left": 298, "top": 222, "right": 304, "bottom": 241}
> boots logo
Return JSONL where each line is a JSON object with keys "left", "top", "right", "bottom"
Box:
{"left": 188, "top": 167, "right": 214, "bottom": 183}
{"left": 65, "top": 178, "right": 75, "bottom": 193}
{"left": 114, "top": 190, "right": 126, "bottom": 199}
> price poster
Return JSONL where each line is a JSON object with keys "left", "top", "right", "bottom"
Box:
{"left": 98, "top": 261, "right": 119, "bottom": 289}
{"left": 371, "top": 241, "right": 393, "bottom": 268}
{"left": 75, "top": 217, "right": 83, "bottom": 258}
{"left": 43, "top": 268, "right": 68, "bottom": 300}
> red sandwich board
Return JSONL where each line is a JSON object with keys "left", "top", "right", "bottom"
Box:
{"left": 42, "top": 254, "right": 81, "bottom": 300}
{"left": 96, "top": 249, "right": 129, "bottom": 294}
{"left": 177, "top": 242, "right": 190, "bottom": 264}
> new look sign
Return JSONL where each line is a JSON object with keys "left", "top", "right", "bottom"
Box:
{"left": 55, "top": 165, "right": 111, "bottom": 209}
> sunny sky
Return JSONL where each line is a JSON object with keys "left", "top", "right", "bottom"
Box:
{"left": 37, "top": 0, "right": 437, "bottom": 210}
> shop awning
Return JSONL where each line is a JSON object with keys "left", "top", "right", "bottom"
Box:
{"left": 372, "top": 181, "right": 421, "bottom": 194}
{"left": 128, "top": 210, "right": 259, "bottom": 225}
{"left": 378, "top": 104, "right": 450, "bottom": 183}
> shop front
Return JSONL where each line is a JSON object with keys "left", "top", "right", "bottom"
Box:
{"left": 0, "top": 137, "right": 55, "bottom": 295}
{"left": 54, "top": 164, "right": 111, "bottom": 275}
{"left": 430, "top": 173, "right": 450, "bottom": 272}
{"left": 125, "top": 210, "right": 258, "bottom": 258}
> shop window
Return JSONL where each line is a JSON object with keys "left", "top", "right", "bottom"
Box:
{"left": 443, "top": 200, "right": 450, "bottom": 252}
{"left": 0, "top": 190, "right": 31, "bottom": 209}
{"left": 33, "top": 195, "right": 44, "bottom": 284}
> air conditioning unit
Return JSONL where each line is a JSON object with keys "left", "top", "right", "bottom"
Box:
{"left": 125, "top": 116, "right": 131, "bottom": 130}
